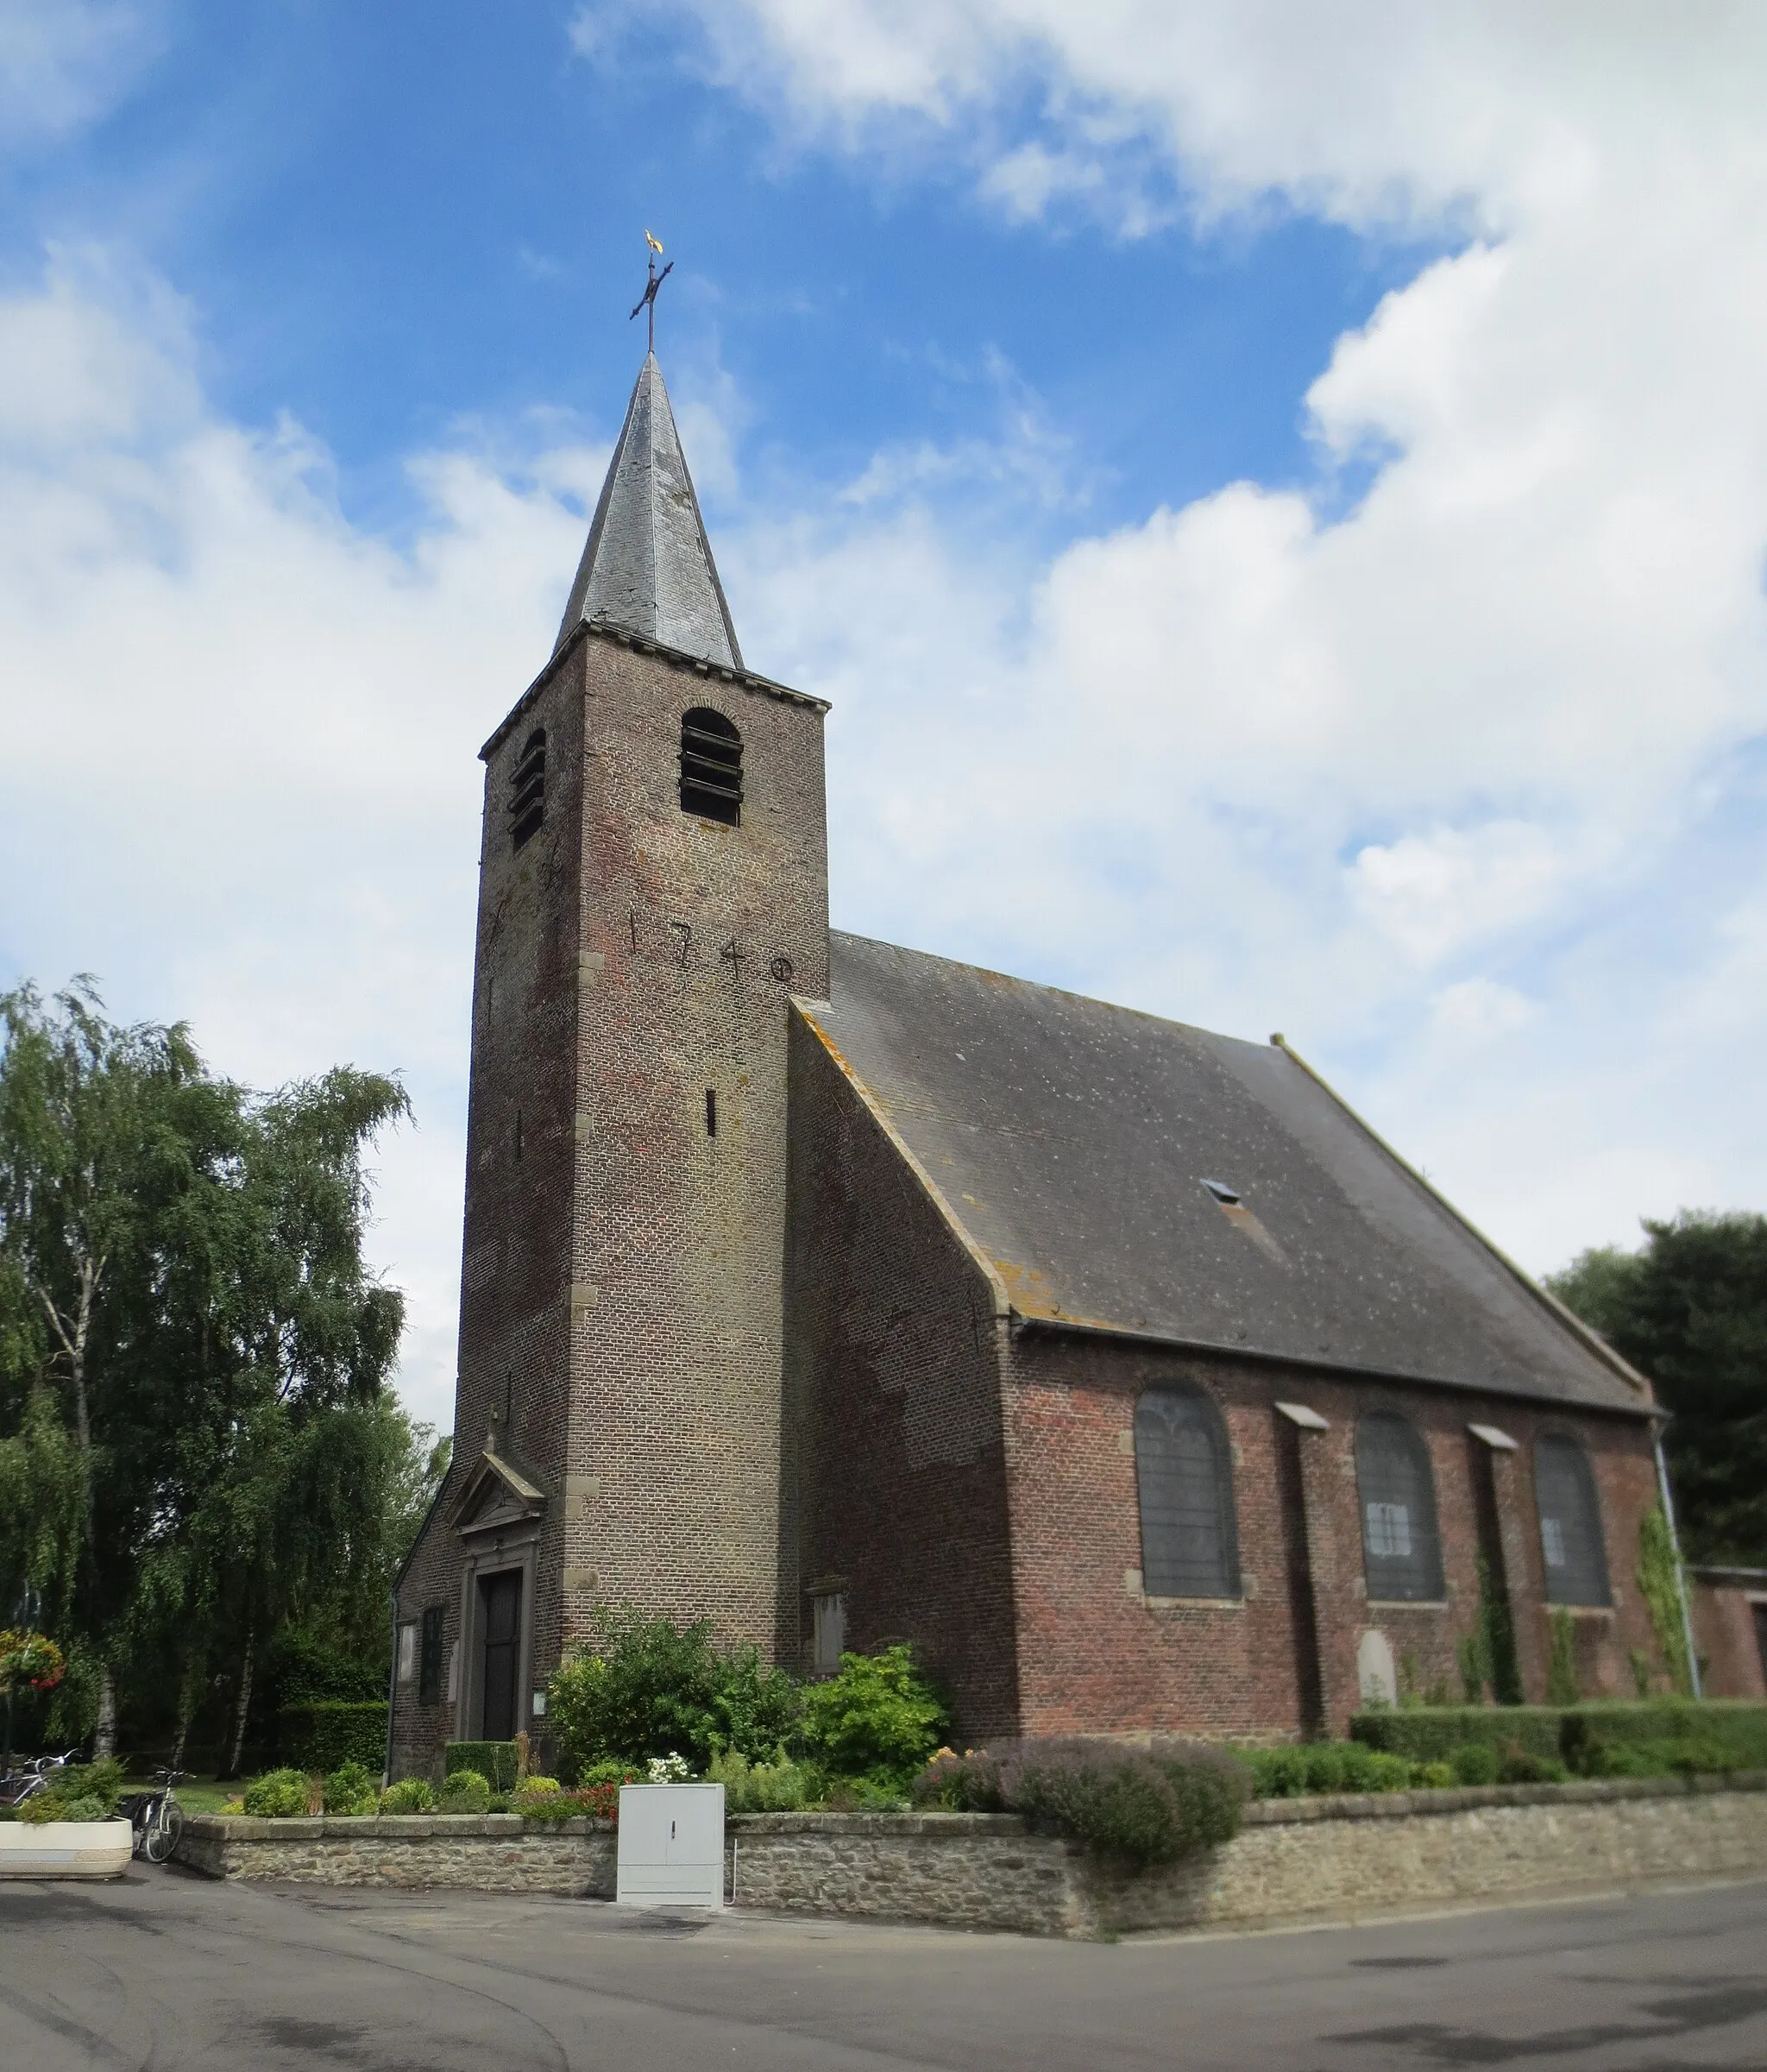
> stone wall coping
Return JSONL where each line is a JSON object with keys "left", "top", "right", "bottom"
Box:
{"left": 184, "top": 1813, "right": 615, "bottom": 1842}
{"left": 727, "top": 1811, "right": 1031, "bottom": 1838}
{"left": 186, "top": 1772, "right": 1766, "bottom": 1848}
{"left": 1239, "top": 1768, "right": 1767, "bottom": 1823}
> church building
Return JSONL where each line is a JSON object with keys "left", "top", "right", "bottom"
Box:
{"left": 389, "top": 344, "right": 1675, "bottom": 1778}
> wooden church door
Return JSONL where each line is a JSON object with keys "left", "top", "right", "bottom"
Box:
{"left": 479, "top": 1571, "right": 522, "bottom": 1741}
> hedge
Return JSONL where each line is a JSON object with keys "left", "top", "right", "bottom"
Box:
{"left": 445, "top": 1740, "right": 521, "bottom": 1792}
{"left": 1352, "top": 1701, "right": 1767, "bottom": 1769}
{"left": 279, "top": 1700, "right": 390, "bottom": 1772}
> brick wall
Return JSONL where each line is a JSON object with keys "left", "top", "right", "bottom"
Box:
{"left": 1692, "top": 1577, "right": 1767, "bottom": 1698}
{"left": 394, "top": 624, "right": 830, "bottom": 1778}
{"left": 998, "top": 1331, "right": 1667, "bottom": 1740}
{"left": 784, "top": 1011, "right": 1022, "bottom": 1736}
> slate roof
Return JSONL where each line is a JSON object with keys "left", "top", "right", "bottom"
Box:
{"left": 799, "top": 933, "right": 1650, "bottom": 1416}
{"left": 553, "top": 352, "right": 743, "bottom": 669}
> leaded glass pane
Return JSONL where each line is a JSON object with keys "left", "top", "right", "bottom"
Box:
{"left": 1355, "top": 1413, "right": 1445, "bottom": 1601}
{"left": 1135, "top": 1388, "right": 1240, "bottom": 1599}
{"left": 1535, "top": 1433, "right": 1611, "bottom": 1606}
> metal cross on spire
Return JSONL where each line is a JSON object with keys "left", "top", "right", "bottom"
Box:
{"left": 630, "top": 230, "right": 674, "bottom": 353}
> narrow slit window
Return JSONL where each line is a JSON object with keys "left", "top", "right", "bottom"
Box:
{"left": 1134, "top": 1385, "right": 1240, "bottom": 1599}
{"left": 509, "top": 727, "right": 546, "bottom": 850}
{"left": 680, "top": 708, "right": 741, "bottom": 825}
{"left": 705, "top": 1087, "right": 718, "bottom": 1137}
{"left": 1535, "top": 1433, "right": 1611, "bottom": 1606}
{"left": 1355, "top": 1412, "right": 1445, "bottom": 1601}
{"left": 418, "top": 1605, "right": 444, "bottom": 1705}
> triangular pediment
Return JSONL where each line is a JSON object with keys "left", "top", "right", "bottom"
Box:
{"left": 448, "top": 1449, "right": 547, "bottom": 1537}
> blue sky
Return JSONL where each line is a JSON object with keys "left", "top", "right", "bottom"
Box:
{"left": 2, "top": 2, "right": 1425, "bottom": 538}
{"left": 3, "top": 3, "right": 1766, "bottom": 1433}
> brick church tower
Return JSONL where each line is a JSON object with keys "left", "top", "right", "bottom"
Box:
{"left": 392, "top": 351, "right": 827, "bottom": 1768}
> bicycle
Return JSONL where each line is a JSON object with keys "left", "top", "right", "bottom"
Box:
{"left": 125, "top": 1768, "right": 186, "bottom": 1864}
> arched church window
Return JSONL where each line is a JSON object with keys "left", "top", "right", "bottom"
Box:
{"left": 680, "top": 708, "right": 741, "bottom": 825}
{"left": 1355, "top": 1412, "right": 1445, "bottom": 1601}
{"left": 1534, "top": 1433, "right": 1611, "bottom": 1606}
{"left": 1134, "top": 1386, "right": 1240, "bottom": 1599}
{"left": 509, "top": 727, "right": 546, "bottom": 850}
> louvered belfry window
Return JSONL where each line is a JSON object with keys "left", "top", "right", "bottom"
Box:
{"left": 680, "top": 707, "right": 742, "bottom": 825}
{"left": 509, "top": 727, "right": 546, "bottom": 850}
{"left": 1135, "top": 1387, "right": 1241, "bottom": 1600}
{"left": 1535, "top": 1433, "right": 1612, "bottom": 1606}
{"left": 1355, "top": 1412, "right": 1445, "bottom": 1602}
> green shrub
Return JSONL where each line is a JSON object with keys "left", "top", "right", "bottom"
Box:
{"left": 1546, "top": 1611, "right": 1581, "bottom": 1706}
{"left": 1004, "top": 1743, "right": 1175, "bottom": 1864}
{"left": 1450, "top": 1742, "right": 1499, "bottom": 1786}
{"left": 279, "top": 1700, "right": 388, "bottom": 1773}
{"left": 1145, "top": 1739, "right": 1251, "bottom": 1842}
{"left": 1412, "top": 1761, "right": 1456, "bottom": 1789}
{"left": 1241, "top": 1741, "right": 1412, "bottom": 1798}
{"left": 798, "top": 1645, "right": 946, "bottom": 1787}
{"left": 1355, "top": 1701, "right": 1767, "bottom": 1773}
{"left": 708, "top": 1744, "right": 817, "bottom": 1813}
{"left": 379, "top": 1777, "right": 437, "bottom": 1814}
{"left": 445, "top": 1741, "right": 520, "bottom": 1792}
{"left": 18, "top": 1789, "right": 112, "bottom": 1824}
{"left": 242, "top": 1768, "right": 310, "bottom": 1818}
{"left": 22, "top": 1760, "right": 124, "bottom": 1822}
{"left": 440, "top": 1768, "right": 491, "bottom": 1814}
{"left": 324, "top": 1760, "right": 380, "bottom": 1816}
{"left": 549, "top": 1609, "right": 799, "bottom": 1777}
{"left": 912, "top": 1748, "right": 1004, "bottom": 1811}
{"left": 1494, "top": 1740, "right": 1568, "bottom": 1785}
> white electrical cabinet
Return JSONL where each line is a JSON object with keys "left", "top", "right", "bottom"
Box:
{"left": 615, "top": 1784, "right": 726, "bottom": 1908}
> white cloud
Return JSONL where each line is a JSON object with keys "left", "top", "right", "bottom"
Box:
{"left": 9, "top": 8, "right": 1767, "bottom": 1440}
{"left": 0, "top": 250, "right": 592, "bottom": 1435}
{"left": 0, "top": 0, "right": 163, "bottom": 148}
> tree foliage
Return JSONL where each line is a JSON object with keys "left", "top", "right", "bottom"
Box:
{"left": 0, "top": 978, "right": 424, "bottom": 1759}
{"left": 1548, "top": 1211, "right": 1767, "bottom": 1565}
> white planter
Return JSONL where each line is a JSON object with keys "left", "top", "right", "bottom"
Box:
{"left": 616, "top": 1784, "right": 725, "bottom": 1908}
{"left": 0, "top": 1818, "right": 133, "bottom": 1879}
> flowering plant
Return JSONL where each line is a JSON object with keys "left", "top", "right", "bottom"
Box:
{"left": 646, "top": 1752, "right": 692, "bottom": 1782}
{"left": 0, "top": 1629, "right": 65, "bottom": 1695}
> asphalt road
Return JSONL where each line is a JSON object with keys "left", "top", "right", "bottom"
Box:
{"left": 2, "top": 1870, "right": 1765, "bottom": 2071}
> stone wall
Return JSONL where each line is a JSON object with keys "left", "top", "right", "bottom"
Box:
{"left": 181, "top": 1776, "right": 1767, "bottom": 1939}
{"left": 176, "top": 1814, "right": 616, "bottom": 1896}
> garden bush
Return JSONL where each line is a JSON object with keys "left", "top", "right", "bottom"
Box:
{"left": 1352, "top": 1701, "right": 1767, "bottom": 1772}
{"left": 242, "top": 1768, "right": 309, "bottom": 1818}
{"left": 1450, "top": 1742, "right": 1499, "bottom": 1787}
{"left": 16, "top": 1764, "right": 122, "bottom": 1825}
{"left": 1242, "top": 1741, "right": 1412, "bottom": 1798}
{"left": 324, "top": 1760, "right": 380, "bottom": 1816}
{"left": 798, "top": 1646, "right": 946, "bottom": 1788}
{"left": 440, "top": 1768, "right": 491, "bottom": 1814}
{"left": 379, "top": 1777, "right": 436, "bottom": 1814}
{"left": 549, "top": 1610, "right": 798, "bottom": 1775}
{"left": 912, "top": 1748, "right": 1004, "bottom": 1811}
{"left": 708, "top": 1745, "right": 818, "bottom": 1812}
{"left": 445, "top": 1741, "right": 520, "bottom": 1792}
{"left": 279, "top": 1700, "right": 388, "bottom": 1773}
{"left": 996, "top": 1739, "right": 1242, "bottom": 1867}
{"left": 1146, "top": 1737, "right": 1251, "bottom": 1844}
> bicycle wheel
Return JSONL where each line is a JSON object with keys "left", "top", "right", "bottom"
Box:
{"left": 144, "top": 1799, "right": 185, "bottom": 1864}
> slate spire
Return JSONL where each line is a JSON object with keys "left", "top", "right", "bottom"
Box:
{"left": 553, "top": 352, "right": 743, "bottom": 669}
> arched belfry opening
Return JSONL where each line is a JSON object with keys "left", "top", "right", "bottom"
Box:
{"left": 680, "top": 707, "right": 742, "bottom": 825}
